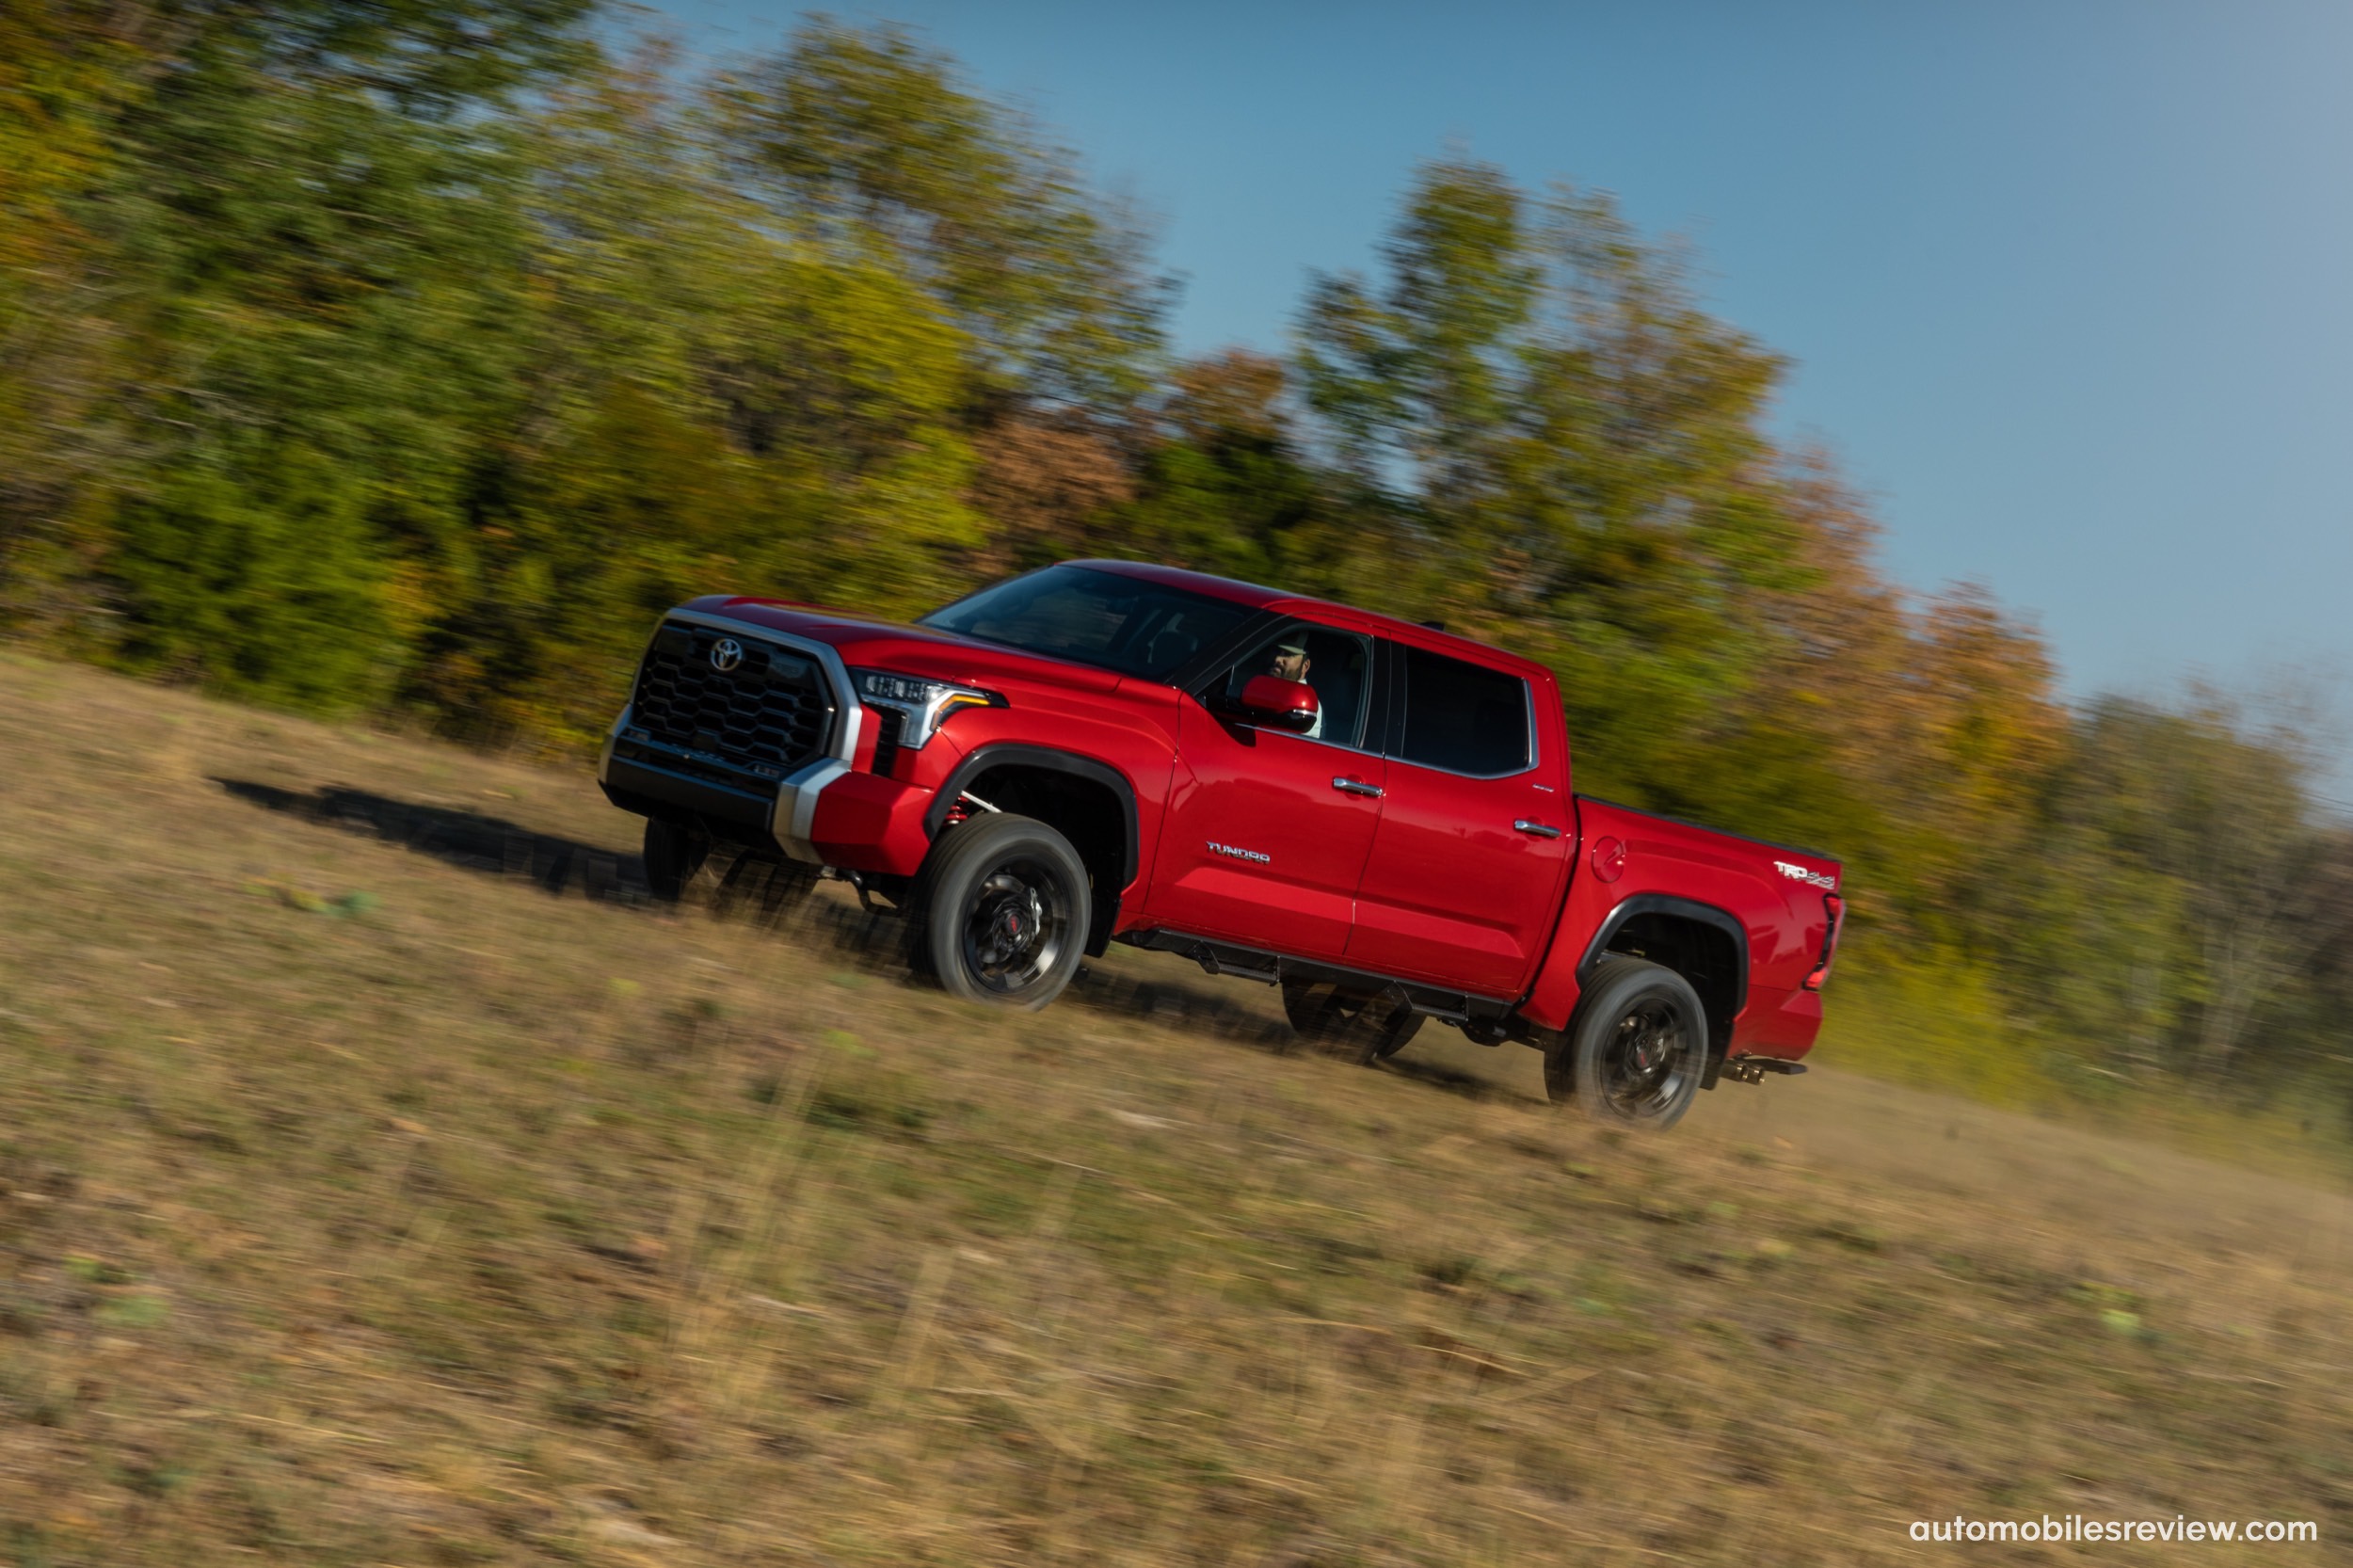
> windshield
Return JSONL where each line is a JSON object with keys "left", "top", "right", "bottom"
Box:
{"left": 920, "top": 565, "right": 1257, "bottom": 681}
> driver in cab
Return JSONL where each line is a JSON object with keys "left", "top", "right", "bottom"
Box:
{"left": 1268, "top": 638, "right": 1323, "bottom": 739}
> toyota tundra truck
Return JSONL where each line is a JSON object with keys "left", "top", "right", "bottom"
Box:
{"left": 598, "top": 560, "right": 1844, "bottom": 1128}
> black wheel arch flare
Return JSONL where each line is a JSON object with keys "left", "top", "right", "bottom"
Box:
{"left": 923, "top": 744, "right": 1141, "bottom": 954}
{"left": 1572, "top": 893, "right": 1751, "bottom": 1071}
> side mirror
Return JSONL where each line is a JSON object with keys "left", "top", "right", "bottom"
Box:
{"left": 1233, "top": 674, "right": 1320, "bottom": 733}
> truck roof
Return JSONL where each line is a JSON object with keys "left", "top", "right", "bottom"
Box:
{"left": 1068, "top": 560, "right": 1554, "bottom": 682}
{"left": 1066, "top": 559, "right": 1291, "bottom": 610}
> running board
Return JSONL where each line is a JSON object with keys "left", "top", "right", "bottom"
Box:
{"left": 1119, "top": 929, "right": 1517, "bottom": 1030}
{"left": 1176, "top": 938, "right": 1280, "bottom": 985}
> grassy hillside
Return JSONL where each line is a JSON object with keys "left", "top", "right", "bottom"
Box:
{"left": 1808, "top": 950, "right": 2353, "bottom": 1185}
{"left": 1, "top": 651, "right": 2347, "bottom": 1565}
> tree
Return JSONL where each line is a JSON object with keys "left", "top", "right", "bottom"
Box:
{"left": 1114, "top": 350, "right": 1342, "bottom": 588}
{"left": 0, "top": 0, "right": 152, "bottom": 634}
{"left": 1300, "top": 160, "right": 1537, "bottom": 514}
{"left": 407, "top": 43, "right": 984, "bottom": 745}
{"left": 1298, "top": 161, "right": 1807, "bottom": 800}
{"left": 94, "top": 31, "right": 542, "bottom": 706}
{"left": 2143, "top": 691, "right": 2324, "bottom": 1081}
{"left": 716, "top": 16, "right": 1166, "bottom": 413}
{"left": 183, "top": 0, "right": 597, "bottom": 116}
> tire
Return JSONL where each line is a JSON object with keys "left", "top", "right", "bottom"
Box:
{"left": 643, "top": 818, "right": 711, "bottom": 904}
{"left": 1280, "top": 979, "right": 1423, "bottom": 1065}
{"left": 1546, "top": 956, "right": 1707, "bottom": 1129}
{"left": 920, "top": 813, "right": 1090, "bottom": 1011}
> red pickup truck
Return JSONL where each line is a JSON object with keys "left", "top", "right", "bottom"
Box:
{"left": 599, "top": 560, "right": 1844, "bottom": 1128}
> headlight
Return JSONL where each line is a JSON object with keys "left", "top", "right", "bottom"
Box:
{"left": 851, "top": 668, "right": 1004, "bottom": 749}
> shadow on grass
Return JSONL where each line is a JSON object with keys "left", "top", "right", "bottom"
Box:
{"left": 1064, "top": 965, "right": 1297, "bottom": 1054}
{"left": 212, "top": 776, "right": 1303, "bottom": 1055}
{"left": 1381, "top": 1054, "right": 1514, "bottom": 1102}
{"left": 216, "top": 778, "right": 659, "bottom": 904}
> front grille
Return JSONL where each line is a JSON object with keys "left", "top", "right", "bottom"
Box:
{"left": 631, "top": 623, "right": 835, "bottom": 777}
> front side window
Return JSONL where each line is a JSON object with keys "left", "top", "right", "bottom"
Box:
{"left": 920, "top": 565, "right": 1256, "bottom": 681}
{"left": 1209, "top": 621, "right": 1376, "bottom": 749}
{"left": 1393, "top": 644, "right": 1531, "bottom": 776}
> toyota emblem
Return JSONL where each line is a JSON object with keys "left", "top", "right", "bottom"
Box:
{"left": 709, "top": 637, "right": 744, "bottom": 673}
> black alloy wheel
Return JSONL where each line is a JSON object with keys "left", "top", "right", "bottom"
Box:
{"left": 920, "top": 813, "right": 1090, "bottom": 1010}
{"left": 1280, "top": 979, "right": 1424, "bottom": 1064}
{"left": 1547, "top": 956, "right": 1708, "bottom": 1129}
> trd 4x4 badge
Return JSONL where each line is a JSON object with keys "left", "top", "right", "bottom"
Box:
{"left": 1208, "top": 840, "right": 1271, "bottom": 865}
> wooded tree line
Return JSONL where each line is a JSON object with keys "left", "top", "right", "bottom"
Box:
{"left": 4, "top": 2, "right": 2346, "bottom": 1116}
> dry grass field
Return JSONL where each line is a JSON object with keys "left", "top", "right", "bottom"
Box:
{"left": 1, "top": 650, "right": 2348, "bottom": 1565}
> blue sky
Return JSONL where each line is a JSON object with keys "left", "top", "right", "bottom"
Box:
{"left": 655, "top": 0, "right": 2353, "bottom": 791}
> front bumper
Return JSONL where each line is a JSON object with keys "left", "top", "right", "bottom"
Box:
{"left": 598, "top": 720, "right": 851, "bottom": 862}
{"left": 598, "top": 709, "right": 935, "bottom": 876}
{"left": 598, "top": 607, "right": 875, "bottom": 866}
{"left": 600, "top": 735, "right": 775, "bottom": 837}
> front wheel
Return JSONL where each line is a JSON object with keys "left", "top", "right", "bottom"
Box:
{"left": 920, "top": 814, "right": 1090, "bottom": 1011}
{"left": 1546, "top": 957, "right": 1708, "bottom": 1129}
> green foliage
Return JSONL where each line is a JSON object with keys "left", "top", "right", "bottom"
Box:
{"left": 408, "top": 44, "right": 984, "bottom": 744}
{"left": 1300, "top": 162, "right": 1808, "bottom": 800}
{"left": 719, "top": 15, "right": 1167, "bottom": 409}
{"left": 189, "top": 0, "right": 600, "bottom": 114}
{"left": 1114, "top": 350, "right": 1345, "bottom": 588}
{"left": 2005, "top": 692, "right": 2333, "bottom": 1084}
{"left": 89, "top": 31, "right": 537, "bottom": 707}
{"left": 0, "top": 1, "right": 149, "bottom": 630}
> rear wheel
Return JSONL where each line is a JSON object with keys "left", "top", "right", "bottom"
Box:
{"left": 1546, "top": 957, "right": 1707, "bottom": 1129}
{"left": 920, "top": 814, "right": 1090, "bottom": 1011}
{"left": 1280, "top": 979, "right": 1423, "bottom": 1064}
{"left": 642, "top": 818, "right": 710, "bottom": 904}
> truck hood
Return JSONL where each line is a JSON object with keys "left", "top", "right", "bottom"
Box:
{"left": 677, "top": 594, "right": 1130, "bottom": 696}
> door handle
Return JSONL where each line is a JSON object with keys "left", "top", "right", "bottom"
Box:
{"left": 1513, "top": 819, "right": 1563, "bottom": 839}
{"left": 1332, "top": 776, "right": 1385, "bottom": 798}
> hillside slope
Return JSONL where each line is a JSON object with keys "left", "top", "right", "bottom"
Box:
{"left": 0, "top": 653, "right": 2346, "bottom": 1565}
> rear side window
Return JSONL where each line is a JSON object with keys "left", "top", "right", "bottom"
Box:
{"left": 1393, "top": 645, "right": 1531, "bottom": 776}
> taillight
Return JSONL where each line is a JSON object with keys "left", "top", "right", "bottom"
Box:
{"left": 1801, "top": 892, "right": 1845, "bottom": 992}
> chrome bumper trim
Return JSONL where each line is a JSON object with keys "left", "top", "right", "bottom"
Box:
{"left": 598, "top": 705, "right": 631, "bottom": 786}
{"left": 773, "top": 757, "right": 851, "bottom": 864}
